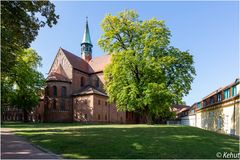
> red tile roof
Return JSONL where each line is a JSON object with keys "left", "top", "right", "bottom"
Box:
{"left": 60, "top": 48, "right": 111, "bottom": 74}
{"left": 47, "top": 72, "right": 71, "bottom": 82}
{"left": 88, "top": 54, "right": 111, "bottom": 73}
{"left": 72, "top": 85, "right": 107, "bottom": 97}
{"left": 60, "top": 48, "right": 89, "bottom": 72}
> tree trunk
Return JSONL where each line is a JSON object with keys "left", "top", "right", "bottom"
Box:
{"left": 23, "top": 108, "right": 29, "bottom": 122}
{"left": 146, "top": 114, "right": 153, "bottom": 124}
{"left": 144, "top": 106, "right": 154, "bottom": 124}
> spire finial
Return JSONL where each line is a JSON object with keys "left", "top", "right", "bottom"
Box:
{"left": 82, "top": 16, "right": 92, "bottom": 45}
{"left": 81, "top": 16, "right": 92, "bottom": 61}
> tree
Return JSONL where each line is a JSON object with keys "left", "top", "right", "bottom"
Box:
{"left": 1, "top": 1, "right": 59, "bottom": 73}
{"left": 1, "top": 1, "right": 58, "bottom": 119}
{"left": 6, "top": 49, "right": 45, "bottom": 122}
{"left": 98, "top": 10, "right": 196, "bottom": 123}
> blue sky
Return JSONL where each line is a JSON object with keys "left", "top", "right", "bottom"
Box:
{"left": 31, "top": 1, "right": 239, "bottom": 105}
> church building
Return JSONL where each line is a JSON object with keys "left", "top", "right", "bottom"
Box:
{"left": 35, "top": 18, "right": 145, "bottom": 123}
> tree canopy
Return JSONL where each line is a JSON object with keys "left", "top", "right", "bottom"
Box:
{"left": 2, "top": 49, "right": 45, "bottom": 121}
{"left": 1, "top": 1, "right": 59, "bottom": 73}
{"left": 1, "top": 1, "right": 58, "bottom": 121}
{"left": 98, "top": 10, "right": 196, "bottom": 122}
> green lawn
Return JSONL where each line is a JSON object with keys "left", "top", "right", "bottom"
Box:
{"left": 2, "top": 122, "right": 239, "bottom": 159}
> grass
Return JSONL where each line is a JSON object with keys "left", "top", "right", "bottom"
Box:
{"left": 2, "top": 122, "right": 239, "bottom": 159}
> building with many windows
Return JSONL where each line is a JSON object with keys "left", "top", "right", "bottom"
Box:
{"left": 34, "top": 18, "right": 145, "bottom": 123}
{"left": 181, "top": 78, "right": 240, "bottom": 136}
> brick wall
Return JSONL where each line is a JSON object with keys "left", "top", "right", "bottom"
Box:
{"left": 73, "top": 95, "right": 94, "bottom": 122}
{"left": 93, "top": 95, "right": 126, "bottom": 123}
{"left": 50, "top": 49, "right": 73, "bottom": 79}
{"left": 72, "top": 69, "right": 90, "bottom": 93}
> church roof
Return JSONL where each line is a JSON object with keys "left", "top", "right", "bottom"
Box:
{"left": 47, "top": 72, "right": 71, "bottom": 82}
{"left": 61, "top": 48, "right": 89, "bottom": 72}
{"left": 72, "top": 85, "right": 108, "bottom": 97}
{"left": 88, "top": 54, "right": 111, "bottom": 73}
{"left": 60, "top": 48, "right": 111, "bottom": 74}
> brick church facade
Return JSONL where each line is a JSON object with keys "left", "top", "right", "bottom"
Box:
{"left": 35, "top": 19, "right": 145, "bottom": 123}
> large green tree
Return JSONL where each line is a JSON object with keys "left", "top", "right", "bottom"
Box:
{"left": 1, "top": 1, "right": 59, "bottom": 73}
{"left": 5, "top": 49, "right": 45, "bottom": 122}
{"left": 98, "top": 10, "right": 196, "bottom": 123}
{"left": 1, "top": 0, "right": 59, "bottom": 121}
{"left": 1, "top": 1, "right": 58, "bottom": 119}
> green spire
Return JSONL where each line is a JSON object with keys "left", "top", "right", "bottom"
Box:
{"left": 82, "top": 17, "right": 92, "bottom": 45}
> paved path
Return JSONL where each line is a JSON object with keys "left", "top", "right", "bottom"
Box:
{"left": 1, "top": 128, "right": 60, "bottom": 159}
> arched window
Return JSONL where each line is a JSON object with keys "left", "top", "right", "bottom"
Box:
{"left": 61, "top": 86, "right": 67, "bottom": 97}
{"left": 53, "top": 86, "right": 57, "bottom": 97}
{"left": 61, "top": 100, "right": 65, "bottom": 111}
{"left": 81, "top": 77, "right": 85, "bottom": 87}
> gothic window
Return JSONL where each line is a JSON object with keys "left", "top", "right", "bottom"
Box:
{"left": 61, "top": 100, "right": 65, "bottom": 111}
{"left": 53, "top": 86, "right": 57, "bottom": 97}
{"left": 98, "top": 114, "right": 101, "bottom": 120}
{"left": 81, "top": 77, "right": 85, "bottom": 87}
{"left": 105, "top": 101, "right": 107, "bottom": 106}
{"left": 98, "top": 100, "right": 101, "bottom": 105}
{"left": 61, "top": 86, "right": 67, "bottom": 97}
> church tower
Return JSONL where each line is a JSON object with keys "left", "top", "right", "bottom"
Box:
{"left": 81, "top": 17, "right": 93, "bottom": 62}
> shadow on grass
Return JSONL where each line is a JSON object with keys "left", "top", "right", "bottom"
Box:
{"left": 7, "top": 123, "right": 239, "bottom": 159}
